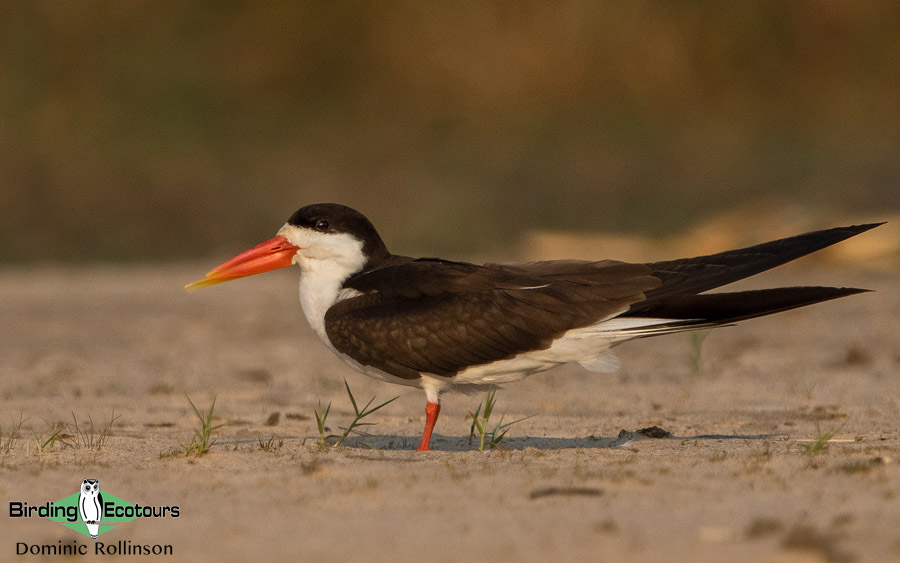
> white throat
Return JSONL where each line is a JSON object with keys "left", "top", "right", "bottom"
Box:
{"left": 276, "top": 224, "right": 368, "bottom": 346}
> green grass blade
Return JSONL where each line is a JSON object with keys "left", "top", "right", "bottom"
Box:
{"left": 344, "top": 379, "right": 360, "bottom": 416}
{"left": 361, "top": 395, "right": 398, "bottom": 417}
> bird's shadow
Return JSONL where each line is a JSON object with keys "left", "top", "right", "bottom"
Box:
{"left": 334, "top": 428, "right": 786, "bottom": 453}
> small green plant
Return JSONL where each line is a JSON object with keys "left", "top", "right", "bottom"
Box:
{"left": 688, "top": 330, "right": 710, "bottom": 377}
{"left": 182, "top": 394, "right": 226, "bottom": 457}
{"left": 314, "top": 400, "right": 331, "bottom": 448}
{"left": 468, "top": 388, "right": 531, "bottom": 451}
{"left": 62, "top": 410, "right": 120, "bottom": 450}
{"left": 29, "top": 421, "right": 64, "bottom": 454}
{"left": 0, "top": 414, "right": 27, "bottom": 454}
{"left": 334, "top": 380, "right": 397, "bottom": 447}
{"left": 258, "top": 434, "right": 283, "bottom": 452}
{"left": 315, "top": 380, "right": 398, "bottom": 448}
{"left": 804, "top": 419, "right": 849, "bottom": 455}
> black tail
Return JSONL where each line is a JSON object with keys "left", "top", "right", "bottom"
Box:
{"left": 621, "top": 286, "right": 869, "bottom": 332}
{"left": 642, "top": 223, "right": 883, "bottom": 301}
{"left": 621, "top": 222, "right": 882, "bottom": 330}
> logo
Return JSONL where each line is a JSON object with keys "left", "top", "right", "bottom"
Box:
{"left": 8, "top": 478, "right": 178, "bottom": 556}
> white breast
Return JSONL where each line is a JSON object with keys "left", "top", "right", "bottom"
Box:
{"left": 298, "top": 280, "right": 359, "bottom": 346}
{"left": 277, "top": 223, "right": 370, "bottom": 346}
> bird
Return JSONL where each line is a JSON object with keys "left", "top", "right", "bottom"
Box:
{"left": 186, "top": 203, "right": 881, "bottom": 451}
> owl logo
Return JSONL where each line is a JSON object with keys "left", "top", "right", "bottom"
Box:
{"left": 78, "top": 479, "right": 104, "bottom": 540}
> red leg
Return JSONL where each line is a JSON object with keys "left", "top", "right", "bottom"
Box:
{"left": 416, "top": 402, "right": 441, "bottom": 451}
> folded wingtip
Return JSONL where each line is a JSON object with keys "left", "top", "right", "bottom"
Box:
{"left": 846, "top": 221, "right": 887, "bottom": 235}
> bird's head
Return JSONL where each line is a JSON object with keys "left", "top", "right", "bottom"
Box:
{"left": 185, "top": 203, "right": 389, "bottom": 292}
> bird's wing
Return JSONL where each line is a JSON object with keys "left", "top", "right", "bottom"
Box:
{"left": 617, "top": 224, "right": 881, "bottom": 330}
{"left": 640, "top": 223, "right": 882, "bottom": 302}
{"left": 325, "top": 258, "right": 660, "bottom": 379}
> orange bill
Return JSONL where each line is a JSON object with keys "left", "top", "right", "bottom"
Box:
{"left": 185, "top": 236, "right": 299, "bottom": 292}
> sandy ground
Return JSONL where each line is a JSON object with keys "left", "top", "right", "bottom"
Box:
{"left": 1, "top": 263, "right": 898, "bottom": 562}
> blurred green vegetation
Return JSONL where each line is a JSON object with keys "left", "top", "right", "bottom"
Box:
{"left": 1, "top": 2, "right": 898, "bottom": 261}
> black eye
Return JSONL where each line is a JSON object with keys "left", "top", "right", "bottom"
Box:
{"left": 314, "top": 219, "right": 329, "bottom": 232}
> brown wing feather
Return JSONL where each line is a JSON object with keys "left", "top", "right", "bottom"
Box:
{"left": 324, "top": 259, "right": 660, "bottom": 380}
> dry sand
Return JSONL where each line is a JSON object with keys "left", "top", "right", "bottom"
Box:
{"left": 1, "top": 263, "right": 898, "bottom": 562}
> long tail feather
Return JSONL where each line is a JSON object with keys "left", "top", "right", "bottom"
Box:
{"left": 644, "top": 223, "right": 883, "bottom": 301}
{"left": 622, "top": 286, "right": 869, "bottom": 333}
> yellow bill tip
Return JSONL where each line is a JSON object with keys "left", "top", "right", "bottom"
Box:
{"left": 184, "top": 277, "right": 238, "bottom": 293}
